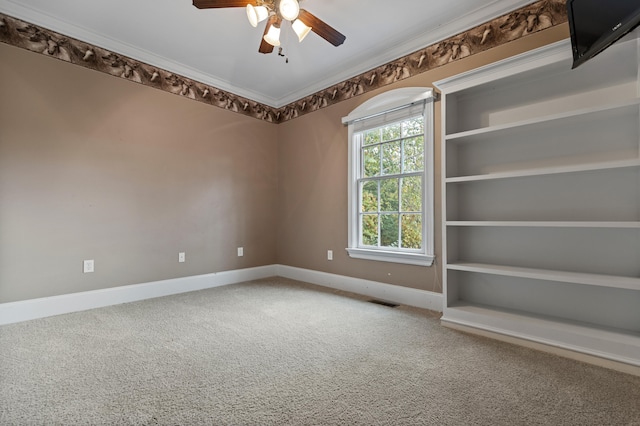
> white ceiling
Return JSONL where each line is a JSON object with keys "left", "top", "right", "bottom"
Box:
{"left": 0, "top": 0, "right": 533, "bottom": 107}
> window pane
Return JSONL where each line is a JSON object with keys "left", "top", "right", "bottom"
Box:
{"left": 380, "top": 178, "right": 399, "bottom": 212}
{"left": 363, "top": 129, "right": 380, "bottom": 145}
{"left": 381, "top": 123, "right": 401, "bottom": 141}
{"left": 361, "top": 181, "right": 378, "bottom": 212}
{"left": 361, "top": 214, "right": 378, "bottom": 246}
{"left": 403, "top": 137, "right": 424, "bottom": 173}
{"left": 401, "top": 176, "right": 422, "bottom": 212}
{"left": 402, "top": 117, "right": 424, "bottom": 137}
{"left": 381, "top": 141, "right": 401, "bottom": 175}
{"left": 380, "top": 214, "right": 399, "bottom": 248}
{"left": 363, "top": 145, "right": 380, "bottom": 177}
{"left": 401, "top": 214, "right": 422, "bottom": 249}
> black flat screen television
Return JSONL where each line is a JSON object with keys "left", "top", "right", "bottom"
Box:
{"left": 567, "top": 0, "right": 640, "bottom": 69}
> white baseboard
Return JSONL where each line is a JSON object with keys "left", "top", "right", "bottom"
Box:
{"left": 0, "top": 264, "right": 442, "bottom": 325}
{"left": 276, "top": 265, "right": 443, "bottom": 312}
{"left": 0, "top": 265, "right": 277, "bottom": 325}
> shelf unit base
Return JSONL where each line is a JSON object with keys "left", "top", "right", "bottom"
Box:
{"left": 442, "top": 304, "right": 640, "bottom": 376}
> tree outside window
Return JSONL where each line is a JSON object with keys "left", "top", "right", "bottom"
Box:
{"left": 359, "top": 116, "right": 424, "bottom": 251}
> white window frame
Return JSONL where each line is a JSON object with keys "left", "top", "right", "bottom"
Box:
{"left": 342, "top": 87, "right": 436, "bottom": 267}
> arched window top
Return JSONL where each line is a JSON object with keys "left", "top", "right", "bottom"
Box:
{"left": 342, "top": 87, "right": 436, "bottom": 125}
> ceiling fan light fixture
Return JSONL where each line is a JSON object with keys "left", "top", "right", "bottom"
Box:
{"left": 246, "top": 4, "right": 269, "bottom": 27}
{"left": 263, "top": 24, "right": 281, "bottom": 46}
{"left": 278, "top": 0, "right": 299, "bottom": 21}
{"left": 292, "top": 19, "right": 311, "bottom": 42}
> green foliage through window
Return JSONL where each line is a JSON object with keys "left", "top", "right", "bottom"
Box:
{"left": 357, "top": 115, "right": 425, "bottom": 249}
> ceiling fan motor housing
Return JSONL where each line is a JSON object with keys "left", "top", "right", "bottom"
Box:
{"left": 193, "top": 0, "right": 345, "bottom": 51}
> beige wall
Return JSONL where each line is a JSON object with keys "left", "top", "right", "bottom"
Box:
{"left": 0, "top": 43, "right": 279, "bottom": 303}
{"left": 276, "top": 24, "right": 570, "bottom": 292}
{"left": 0, "top": 24, "right": 569, "bottom": 303}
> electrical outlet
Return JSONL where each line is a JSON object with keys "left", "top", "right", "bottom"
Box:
{"left": 237, "top": 247, "right": 244, "bottom": 257}
{"left": 178, "top": 252, "right": 186, "bottom": 263}
{"left": 327, "top": 250, "right": 333, "bottom": 261}
{"left": 83, "top": 259, "right": 94, "bottom": 273}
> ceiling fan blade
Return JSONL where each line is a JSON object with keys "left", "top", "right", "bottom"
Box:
{"left": 259, "top": 16, "right": 276, "bottom": 54}
{"left": 259, "top": 38, "right": 275, "bottom": 54}
{"left": 193, "top": 0, "right": 258, "bottom": 9}
{"left": 298, "top": 9, "right": 346, "bottom": 47}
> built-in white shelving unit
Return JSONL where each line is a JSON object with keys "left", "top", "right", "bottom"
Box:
{"left": 434, "top": 32, "right": 640, "bottom": 368}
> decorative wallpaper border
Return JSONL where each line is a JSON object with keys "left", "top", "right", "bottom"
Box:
{"left": 0, "top": 0, "right": 566, "bottom": 124}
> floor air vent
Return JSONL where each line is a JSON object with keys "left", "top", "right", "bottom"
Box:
{"left": 368, "top": 299, "right": 399, "bottom": 308}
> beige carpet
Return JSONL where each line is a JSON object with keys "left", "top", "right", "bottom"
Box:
{"left": 1, "top": 277, "right": 639, "bottom": 425}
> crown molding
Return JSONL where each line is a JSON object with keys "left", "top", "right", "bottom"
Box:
{"left": 0, "top": 0, "right": 567, "bottom": 123}
{"left": 277, "top": 0, "right": 536, "bottom": 106}
{"left": 0, "top": 0, "right": 280, "bottom": 106}
{"left": 1, "top": 0, "right": 537, "bottom": 108}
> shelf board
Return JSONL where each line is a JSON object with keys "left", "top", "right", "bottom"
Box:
{"left": 441, "top": 302, "right": 640, "bottom": 366}
{"left": 447, "top": 262, "right": 640, "bottom": 291}
{"left": 446, "top": 158, "right": 640, "bottom": 183}
{"left": 444, "top": 98, "right": 640, "bottom": 142}
{"left": 446, "top": 221, "right": 640, "bottom": 228}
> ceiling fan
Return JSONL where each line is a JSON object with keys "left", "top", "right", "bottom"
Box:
{"left": 193, "top": 0, "right": 346, "bottom": 54}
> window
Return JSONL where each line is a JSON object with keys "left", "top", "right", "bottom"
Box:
{"left": 342, "top": 88, "right": 435, "bottom": 266}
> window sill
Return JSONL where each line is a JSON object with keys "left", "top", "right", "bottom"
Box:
{"left": 346, "top": 247, "right": 434, "bottom": 266}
